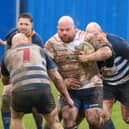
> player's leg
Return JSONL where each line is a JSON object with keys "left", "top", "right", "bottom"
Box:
{"left": 44, "top": 95, "right": 62, "bottom": 129}
{"left": 44, "top": 94, "right": 82, "bottom": 129}
{"left": 11, "top": 109, "right": 24, "bottom": 129}
{"left": 44, "top": 107, "right": 64, "bottom": 129}
{"left": 59, "top": 91, "right": 80, "bottom": 129}
{"left": 84, "top": 87, "right": 105, "bottom": 129}
{"left": 37, "top": 86, "right": 64, "bottom": 129}
{"left": 119, "top": 82, "right": 129, "bottom": 124}
{"left": 1, "top": 85, "right": 12, "bottom": 129}
{"left": 103, "top": 85, "right": 116, "bottom": 129}
{"left": 32, "top": 108, "right": 44, "bottom": 129}
{"left": 103, "top": 99, "right": 115, "bottom": 129}
{"left": 121, "top": 104, "right": 129, "bottom": 124}
{"left": 62, "top": 105, "right": 78, "bottom": 129}
{"left": 108, "top": 119, "right": 115, "bottom": 129}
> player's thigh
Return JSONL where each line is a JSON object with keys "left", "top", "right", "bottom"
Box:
{"left": 11, "top": 108, "right": 24, "bottom": 119}
{"left": 118, "top": 82, "right": 129, "bottom": 107}
{"left": 103, "top": 85, "right": 116, "bottom": 118}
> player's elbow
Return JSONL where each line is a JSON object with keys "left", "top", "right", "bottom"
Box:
{"left": 1, "top": 76, "right": 10, "bottom": 85}
{"left": 99, "top": 47, "right": 112, "bottom": 60}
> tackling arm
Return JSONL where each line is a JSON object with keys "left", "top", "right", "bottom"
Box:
{"left": 78, "top": 46, "right": 112, "bottom": 62}
{"left": 48, "top": 68, "right": 74, "bottom": 107}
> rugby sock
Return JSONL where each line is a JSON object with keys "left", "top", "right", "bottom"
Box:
{"left": 2, "top": 112, "right": 11, "bottom": 129}
{"left": 95, "top": 119, "right": 115, "bottom": 129}
{"left": 37, "top": 125, "right": 43, "bottom": 129}
{"left": 109, "top": 119, "right": 115, "bottom": 129}
{"left": 32, "top": 108, "right": 43, "bottom": 129}
{"left": 65, "top": 124, "right": 78, "bottom": 129}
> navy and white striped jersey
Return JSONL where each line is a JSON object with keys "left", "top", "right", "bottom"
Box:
{"left": 1, "top": 44, "right": 57, "bottom": 89}
{"left": 103, "top": 33, "right": 129, "bottom": 86}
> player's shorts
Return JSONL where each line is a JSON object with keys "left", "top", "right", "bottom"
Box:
{"left": 103, "top": 81, "right": 129, "bottom": 106}
{"left": 60, "top": 87, "right": 103, "bottom": 110}
{"left": 12, "top": 85, "right": 56, "bottom": 114}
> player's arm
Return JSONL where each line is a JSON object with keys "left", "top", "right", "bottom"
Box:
{"left": 79, "top": 33, "right": 112, "bottom": 62}
{"left": 42, "top": 49, "right": 73, "bottom": 107}
{"left": 48, "top": 68, "right": 74, "bottom": 107}
{"left": 78, "top": 45, "right": 112, "bottom": 62}
{"left": 0, "top": 39, "right": 7, "bottom": 46}
{"left": 1, "top": 59, "right": 10, "bottom": 85}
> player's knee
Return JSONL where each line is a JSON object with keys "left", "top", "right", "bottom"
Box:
{"left": 1, "top": 95, "right": 11, "bottom": 112}
{"left": 45, "top": 107, "right": 59, "bottom": 122}
{"left": 86, "top": 108, "right": 104, "bottom": 127}
{"left": 45, "top": 112, "right": 61, "bottom": 129}
{"left": 62, "top": 106, "right": 77, "bottom": 121}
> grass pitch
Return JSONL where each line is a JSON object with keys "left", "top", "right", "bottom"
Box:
{"left": 0, "top": 81, "right": 129, "bottom": 129}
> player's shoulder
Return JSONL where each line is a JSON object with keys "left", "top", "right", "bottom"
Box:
{"left": 107, "top": 33, "right": 129, "bottom": 49}
{"left": 6, "top": 28, "right": 18, "bottom": 39}
{"left": 76, "top": 29, "right": 85, "bottom": 34}
{"left": 32, "top": 31, "right": 41, "bottom": 39}
{"left": 107, "top": 33, "right": 127, "bottom": 44}
{"left": 31, "top": 31, "right": 43, "bottom": 41}
{"left": 75, "top": 29, "right": 86, "bottom": 41}
{"left": 46, "top": 33, "right": 61, "bottom": 45}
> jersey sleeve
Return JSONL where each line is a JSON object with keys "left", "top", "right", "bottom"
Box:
{"left": 32, "top": 33, "right": 44, "bottom": 48}
{"left": 40, "top": 48, "right": 57, "bottom": 70}
{"left": 1, "top": 58, "right": 10, "bottom": 76}
{"left": 107, "top": 34, "right": 129, "bottom": 60}
{"left": 5, "top": 28, "right": 18, "bottom": 49}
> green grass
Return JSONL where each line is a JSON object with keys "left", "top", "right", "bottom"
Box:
{"left": 0, "top": 81, "right": 129, "bottom": 129}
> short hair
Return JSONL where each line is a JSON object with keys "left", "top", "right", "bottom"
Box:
{"left": 18, "top": 13, "right": 33, "bottom": 22}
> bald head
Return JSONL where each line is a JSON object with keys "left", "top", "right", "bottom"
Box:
{"left": 12, "top": 33, "right": 30, "bottom": 47}
{"left": 85, "top": 22, "right": 108, "bottom": 43}
{"left": 57, "top": 16, "right": 76, "bottom": 42}
{"left": 58, "top": 16, "right": 75, "bottom": 26}
{"left": 85, "top": 22, "right": 102, "bottom": 33}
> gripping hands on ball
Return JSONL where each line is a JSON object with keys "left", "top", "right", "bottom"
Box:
{"left": 76, "top": 41, "right": 95, "bottom": 63}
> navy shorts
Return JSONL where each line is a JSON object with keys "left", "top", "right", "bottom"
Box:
{"left": 60, "top": 87, "right": 103, "bottom": 111}
{"left": 12, "top": 86, "right": 56, "bottom": 114}
{"left": 103, "top": 82, "right": 129, "bottom": 106}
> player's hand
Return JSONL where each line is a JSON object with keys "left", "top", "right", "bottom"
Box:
{"left": 64, "top": 78, "right": 81, "bottom": 89}
{"left": 0, "top": 39, "right": 3, "bottom": 45}
{"left": 78, "top": 54, "right": 89, "bottom": 62}
{"left": 66, "top": 97, "right": 74, "bottom": 107}
{"left": 0, "top": 39, "right": 6, "bottom": 46}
